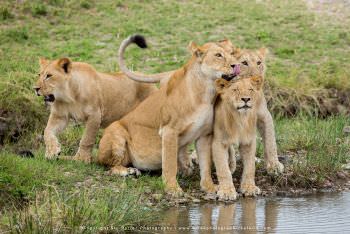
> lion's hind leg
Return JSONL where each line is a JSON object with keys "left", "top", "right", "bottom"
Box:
{"left": 97, "top": 123, "right": 140, "bottom": 176}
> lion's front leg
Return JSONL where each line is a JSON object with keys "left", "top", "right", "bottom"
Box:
{"left": 212, "top": 138, "right": 237, "bottom": 201}
{"left": 239, "top": 139, "right": 261, "bottom": 197}
{"left": 161, "top": 126, "right": 183, "bottom": 197}
{"left": 73, "top": 112, "right": 101, "bottom": 163}
{"left": 196, "top": 134, "right": 217, "bottom": 194}
{"left": 44, "top": 113, "right": 68, "bottom": 160}
{"left": 257, "top": 97, "right": 284, "bottom": 175}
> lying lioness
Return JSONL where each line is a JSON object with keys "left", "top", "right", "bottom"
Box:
{"left": 118, "top": 38, "right": 283, "bottom": 175}
{"left": 212, "top": 76, "right": 264, "bottom": 201}
{"left": 34, "top": 57, "right": 157, "bottom": 162}
{"left": 98, "top": 35, "right": 240, "bottom": 195}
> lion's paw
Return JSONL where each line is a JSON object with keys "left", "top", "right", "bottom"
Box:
{"left": 217, "top": 187, "right": 238, "bottom": 201}
{"left": 165, "top": 185, "right": 184, "bottom": 198}
{"left": 73, "top": 150, "right": 92, "bottom": 163}
{"left": 126, "top": 167, "right": 141, "bottom": 176}
{"left": 45, "top": 143, "right": 61, "bottom": 160}
{"left": 266, "top": 160, "right": 284, "bottom": 175}
{"left": 240, "top": 184, "right": 261, "bottom": 197}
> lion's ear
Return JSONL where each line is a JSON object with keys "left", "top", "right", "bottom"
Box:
{"left": 188, "top": 41, "right": 204, "bottom": 58}
{"left": 251, "top": 76, "right": 263, "bottom": 90}
{"left": 232, "top": 47, "right": 241, "bottom": 55}
{"left": 39, "top": 58, "right": 49, "bottom": 69}
{"left": 57, "top": 58, "right": 72, "bottom": 74}
{"left": 215, "top": 78, "right": 230, "bottom": 94}
{"left": 257, "top": 47, "right": 269, "bottom": 59}
{"left": 218, "top": 39, "right": 233, "bottom": 48}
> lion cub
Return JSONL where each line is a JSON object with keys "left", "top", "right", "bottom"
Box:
{"left": 34, "top": 57, "right": 157, "bottom": 162}
{"left": 212, "top": 76, "right": 264, "bottom": 201}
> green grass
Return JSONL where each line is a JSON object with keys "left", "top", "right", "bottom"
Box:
{"left": 0, "top": 151, "right": 163, "bottom": 232}
{"left": 1, "top": 0, "right": 350, "bottom": 145}
{"left": 0, "top": 0, "right": 350, "bottom": 231}
{"left": 1, "top": 116, "right": 349, "bottom": 231}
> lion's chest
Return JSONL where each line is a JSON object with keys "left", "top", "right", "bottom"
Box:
{"left": 65, "top": 104, "right": 92, "bottom": 122}
{"left": 179, "top": 104, "right": 214, "bottom": 146}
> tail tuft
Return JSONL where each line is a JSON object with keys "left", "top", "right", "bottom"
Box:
{"left": 130, "top": 34, "right": 147, "bottom": 48}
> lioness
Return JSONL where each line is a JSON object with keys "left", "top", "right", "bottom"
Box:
{"left": 212, "top": 76, "right": 264, "bottom": 201}
{"left": 34, "top": 57, "right": 157, "bottom": 162}
{"left": 118, "top": 39, "right": 283, "bottom": 175}
{"left": 234, "top": 48, "right": 283, "bottom": 175}
{"left": 98, "top": 35, "right": 240, "bottom": 195}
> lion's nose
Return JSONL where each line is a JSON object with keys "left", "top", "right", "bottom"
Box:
{"left": 241, "top": 97, "right": 251, "bottom": 103}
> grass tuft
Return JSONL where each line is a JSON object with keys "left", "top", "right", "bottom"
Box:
{"left": 30, "top": 3, "right": 48, "bottom": 17}
{"left": 0, "top": 6, "right": 13, "bottom": 20}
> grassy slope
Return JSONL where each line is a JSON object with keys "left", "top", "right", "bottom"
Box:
{"left": 0, "top": 0, "right": 350, "bottom": 232}
{"left": 0, "top": 0, "right": 350, "bottom": 145}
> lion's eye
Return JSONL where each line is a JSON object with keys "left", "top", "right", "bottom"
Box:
{"left": 257, "top": 61, "right": 262, "bottom": 65}
{"left": 242, "top": 61, "right": 248, "bottom": 66}
{"left": 233, "top": 89, "right": 239, "bottom": 92}
{"left": 45, "top": 74, "right": 52, "bottom": 80}
{"left": 215, "top": 53, "right": 223, "bottom": 58}
{"left": 249, "top": 88, "right": 254, "bottom": 92}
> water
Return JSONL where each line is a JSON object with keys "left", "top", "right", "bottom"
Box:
{"left": 152, "top": 192, "right": 350, "bottom": 233}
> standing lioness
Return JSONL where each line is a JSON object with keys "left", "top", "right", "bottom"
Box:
{"left": 212, "top": 76, "right": 264, "bottom": 201}
{"left": 34, "top": 57, "right": 157, "bottom": 162}
{"left": 98, "top": 35, "right": 240, "bottom": 195}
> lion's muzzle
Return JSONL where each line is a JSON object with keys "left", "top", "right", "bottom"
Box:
{"left": 44, "top": 94, "right": 55, "bottom": 103}
{"left": 222, "top": 64, "right": 241, "bottom": 81}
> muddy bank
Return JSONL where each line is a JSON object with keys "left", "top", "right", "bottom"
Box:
{"left": 137, "top": 161, "right": 350, "bottom": 206}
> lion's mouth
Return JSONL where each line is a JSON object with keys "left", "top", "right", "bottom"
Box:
{"left": 44, "top": 94, "right": 55, "bottom": 103}
{"left": 237, "top": 105, "right": 251, "bottom": 110}
{"left": 222, "top": 64, "right": 241, "bottom": 81}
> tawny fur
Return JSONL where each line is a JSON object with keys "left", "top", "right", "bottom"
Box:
{"left": 212, "top": 77, "right": 264, "bottom": 201}
{"left": 34, "top": 58, "right": 157, "bottom": 163}
{"left": 119, "top": 41, "right": 283, "bottom": 175}
{"left": 98, "top": 38, "right": 239, "bottom": 196}
{"left": 233, "top": 48, "right": 284, "bottom": 175}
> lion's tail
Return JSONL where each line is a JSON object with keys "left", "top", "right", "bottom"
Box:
{"left": 118, "top": 34, "right": 173, "bottom": 83}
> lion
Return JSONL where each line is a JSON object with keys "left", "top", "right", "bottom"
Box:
{"left": 118, "top": 39, "right": 283, "bottom": 176}
{"left": 34, "top": 56, "right": 157, "bottom": 162}
{"left": 97, "top": 35, "right": 240, "bottom": 196}
{"left": 212, "top": 76, "right": 264, "bottom": 201}
{"left": 227, "top": 48, "right": 284, "bottom": 175}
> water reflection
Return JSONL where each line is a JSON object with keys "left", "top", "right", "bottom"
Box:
{"left": 160, "top": 198, "right": 277, "bottom": 233}
{"left": 156, "top": 192, "right": 350, "bottom": 234}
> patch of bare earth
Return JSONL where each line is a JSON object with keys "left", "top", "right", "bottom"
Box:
{"left": 305, "top": 0, "right": 350, "bottom": 22}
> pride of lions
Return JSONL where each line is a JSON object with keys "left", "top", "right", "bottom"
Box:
{"left": 34, "top": 35, "right": 284, "bottom": 201}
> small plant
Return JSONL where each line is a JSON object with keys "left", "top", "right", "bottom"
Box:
{"left": 80, "top": 0, "right": 92, "bottom": 9}
{"left": 31, "top": 3, "right": 47, "bottom": 17}
{"left": 0, "top": 7, "right": 14, "bottom": 20}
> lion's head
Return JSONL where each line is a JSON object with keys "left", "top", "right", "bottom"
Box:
{"left": 34, "top": 57, "right": 73, "bottom": 103}
{"left": 235, "top": 48, "right": 268, "bottom": 78}
{"left": 215, "top": 76, "right": 263, "bottom": 114}
{"left": 188, "top": 40, "right": 240, "bottom": 81}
